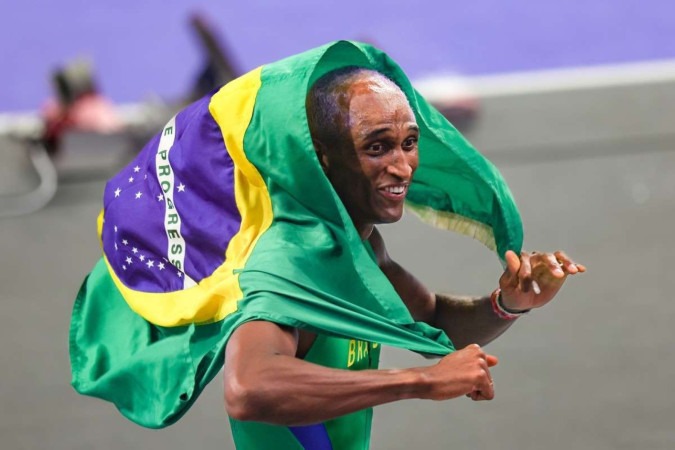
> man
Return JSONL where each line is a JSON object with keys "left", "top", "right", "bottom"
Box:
{"left": 222, "top": 67, "right": 584, "bottom": 448}
{"left": 69, "top": 41, "right": 583, "bottom": 449}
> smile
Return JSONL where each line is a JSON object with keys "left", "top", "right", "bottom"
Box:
{"left": 378, "top": 184, "right": 408, "bottom": 199}
{"left": 384, "top": 185, "right": 405, "bottom": 194}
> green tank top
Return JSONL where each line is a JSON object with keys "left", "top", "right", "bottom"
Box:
{"left": 228, "top": 334, "right": 381, "bottom": 449}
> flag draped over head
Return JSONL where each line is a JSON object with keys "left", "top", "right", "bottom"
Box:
{"left": 69, "top": 41, "right": 523, "bottom": 428}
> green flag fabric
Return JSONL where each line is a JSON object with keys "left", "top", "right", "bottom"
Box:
{"left": 69, "top": 40, "right": 523, "bottom": 429}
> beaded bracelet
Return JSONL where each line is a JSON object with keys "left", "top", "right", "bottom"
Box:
{"left": 490, "top": 288, "right": 529, "bottom": 320}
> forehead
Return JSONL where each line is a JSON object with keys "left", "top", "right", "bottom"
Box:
{"left": 345, "top": 74, "right": 408, "bottom": 106}
{"left": 344, "top": 76, "right": 416, "bottom": 134}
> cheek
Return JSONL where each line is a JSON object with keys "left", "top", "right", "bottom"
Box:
{"left": 337, "top": 166, "right": 373, "bottom": 203}
{"left": 353, "top": 159, "right": 381, "bottom": 185}
{"left": 408, "top": 151, "right": 420, "bottom": 173}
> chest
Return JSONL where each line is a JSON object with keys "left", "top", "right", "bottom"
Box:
{"left": 303, "top": 334, "right": 381, "bottom": 370}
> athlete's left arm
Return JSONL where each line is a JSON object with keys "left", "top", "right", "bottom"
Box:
{"left": 368, "top": 227, "right": 586, "bottom": 348}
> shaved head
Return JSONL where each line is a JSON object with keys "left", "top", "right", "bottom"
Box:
{"left": 306, "top": 67, "right": 409, "bottom": 152}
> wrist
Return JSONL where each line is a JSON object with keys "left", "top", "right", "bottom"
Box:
{"left": 393, "top": 367, "right": 434, "bottom": 400}
{"left": 491, "top": 289, "right": 529, "bottom": 320}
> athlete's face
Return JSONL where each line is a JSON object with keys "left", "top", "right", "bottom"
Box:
{"left": 322, "top": 77, "right": 419, "bottom": 237}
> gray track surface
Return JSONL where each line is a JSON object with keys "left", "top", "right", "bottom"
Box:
{"left": 2, "top": 107, "right": 674, "bottom": 449}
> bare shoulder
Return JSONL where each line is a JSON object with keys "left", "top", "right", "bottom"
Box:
{"left": 226, "top": 321, "right": 300, "bottom": 359}
{"left": 226, "top": 320, "right": 317, "bottom": 360}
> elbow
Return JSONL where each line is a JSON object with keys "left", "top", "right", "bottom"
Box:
{"left": 224, "top": 375, "right": 259, "bottom": 422}
{"left": 224, "top": 371, "right": 273, "bottom": 422}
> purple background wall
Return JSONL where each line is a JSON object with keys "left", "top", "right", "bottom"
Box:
{"left": 2, "top": 0, "right": 674, "bottom": 112}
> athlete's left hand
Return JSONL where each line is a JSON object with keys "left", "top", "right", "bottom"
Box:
{"left": 498, "top": 250, "right": 586, "bottom": 312}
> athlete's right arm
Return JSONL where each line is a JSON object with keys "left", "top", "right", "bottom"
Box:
{"left": 223, "top": 321, "right": 498, "bottom": 426}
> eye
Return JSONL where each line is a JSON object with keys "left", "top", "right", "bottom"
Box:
{"left": 402, "top": 136, "right": 418, "bottom": 150}
{"left": 367, "top": 142, "right": 385, "bottom": 153}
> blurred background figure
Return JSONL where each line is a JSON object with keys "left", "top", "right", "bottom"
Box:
{"left": 41, "top": 58, "right": 123, "bottom": 155}
{"left": 187, "top": 13, "right": 240, "bottom": 102}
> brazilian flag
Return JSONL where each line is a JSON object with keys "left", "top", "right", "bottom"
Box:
{"left": 69, "top": 40, "right": 522, "bottom": 428}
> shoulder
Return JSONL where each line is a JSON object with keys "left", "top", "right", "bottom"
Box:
{"left": 227, "top": 320, "right": 317, "bottom": 359}
{"left": 227, "top": 321, "right": 299, "bottom": 357}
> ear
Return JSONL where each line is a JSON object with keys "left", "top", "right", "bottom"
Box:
{"left": 313, "top": 139, "right": 331, "bottom": 173}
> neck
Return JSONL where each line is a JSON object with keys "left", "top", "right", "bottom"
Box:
{"left": 355, "top": 222, "right": 374, "bottom": 241}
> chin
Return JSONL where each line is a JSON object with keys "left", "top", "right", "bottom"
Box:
{"left": 375, "top": 209, "right": 405, "bottom": 224}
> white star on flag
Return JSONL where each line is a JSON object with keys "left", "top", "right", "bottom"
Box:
{"left": 177, "top": 183, "right": 186, "bottom": 192}
{"left": 139, "top": 254, "right": 146, "bottom": 262}
{"left": 177, "top": 272, "right": 182, "bottom": 278}
{"left": 126, "top": 256, "right": 133, "bottom": 264}
{"left": 135, "top": 191, "right": 142, "bottom": 199}
{"left": 114, "top": 188, "right": 121, "bottom": 197}
{"left": 157, "top": 194, "right": 164, "bottom": 201}
{"left": 146, "top": 260, "right": 154, "bottom": 268}
{"left": 114, "top": 225, "right": 118, "bottom": 233}
{"left": 158, "top": 262, "right": 165, "bottom": 270}
{"left": 132, "top": 247, "right": 138, "bottom": 254}
{"left": 123, "top": 265, "right": 127, "bottom": 270}
{"left": 129, "top": 176, "right": 134, "bottom": 183}
{"left": 122, "top": 239, "right": 128, "bottom": 245}
{"left": 114, "top": 243, "right": 118, "bottom": 250}
{"left": 133, "top": 166, "right": 140, "bottom": 173}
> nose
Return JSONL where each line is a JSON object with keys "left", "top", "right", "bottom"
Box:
{"left": 386, "top": 148, "right": 416, "bottom": 180}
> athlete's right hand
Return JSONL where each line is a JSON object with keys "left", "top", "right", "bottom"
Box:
{"left": 419, "top": 344, "right": 498, "bottom": 401}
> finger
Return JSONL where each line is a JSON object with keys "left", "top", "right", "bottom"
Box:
{"left": 479, "top": 379, "right": 495, "bottom": 400}
{"left": 542, "top": 253, "right": 566, "bottom": 278}
{"left": 469, "top": 390, "right": 481, "bottom": 401}
{"left": 482, "top": 362, "right": 493, "bottom": 385}
{"left": 486, "top": 354, "right": 499, "bottom": 367}
{"left": 469, "top": 386, "right": 493, "bottom": 401}
{"left": 554, "top": 251, "right": 586, "bottom": 274}
{"left": 475, "top": 357, "right": 495, "bottom": 400}
{"left": 518, "top": 252, "right": 533, "bottom": 292}
{"left": 464, "top": 343, "right": 483, "bottom": 353}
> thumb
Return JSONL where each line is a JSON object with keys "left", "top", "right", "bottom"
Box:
{"left": 505, "top": 250, "right": 521, "bottom": 275}
{"left": 501, "top": 250, "right": 521, "bottom": 286}
{"left": 486, "top": 354, "right": 499, "bottom": 367}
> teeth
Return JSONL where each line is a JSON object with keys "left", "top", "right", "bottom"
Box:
{"left": 384, "top": 186, "right": 405, "bottom": 194}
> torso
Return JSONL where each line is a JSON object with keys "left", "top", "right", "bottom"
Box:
{"left": 228, "top": 234, "right": 389, "bottom": 449}
{"left": 229, "top": 334, "right": 381, "bottom": 450}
